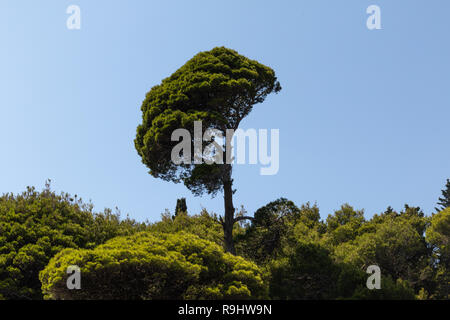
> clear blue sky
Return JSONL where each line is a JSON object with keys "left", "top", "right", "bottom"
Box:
{"left": 1, "top": 0, "right": 449, "bottom": 222}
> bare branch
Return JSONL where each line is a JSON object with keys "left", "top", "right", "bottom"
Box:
{"left": 234, "top": 216, "right": 254, "bottom": 223}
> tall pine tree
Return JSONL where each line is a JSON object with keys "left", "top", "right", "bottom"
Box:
{"left": 175, "top": 198, "right": 187, "bottom": 216}
{"left": 436, "top": 179, "right": 450, "bottom": 212}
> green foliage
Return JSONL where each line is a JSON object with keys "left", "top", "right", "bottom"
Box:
{"left": 236, "top": 199, "right": 323, "bottom": 264}
{"left": 0, "top": 183, "right": 145, "bottom": 300}
{"left": 427, "top": 208, "right": 450, "bottom": 266}
{"left": 134, "top": 47, "right": 281, "bottom": 195}
{"left": 40, "top": 232, "right": 267, "bottom": 300}
{"left": 267, "top": 241, "right": 414, "bottom": 300}
{"left": 237, "top": 198, "right": 445, "bottom": 300}
{"left": 323, "top": 204, "right": 365, "bottom": 247}
{"left": 267, "top": 241, "right": 413, "bottom": 300}
{"left": 426, "top": 208, "right": 450, "bottom": 298}
{"left": 436, "top": 179, "right": 450, "bottom": 212}
{"left": 236, "top": 198, "right": 301, "bottom": 263}
{"left": 351, "top": 277, "right": 415, "bottom": 300}
{"left": 132, "top": 45, "right": 283, "bottom": 244}
{"left": 150, "top": 209, "right": 225, "bottom": 247}
{"left": 174, "top": 198, "right": 187, "bottom": 217}
{"left": 333, "top": 212, "right": 429, "bottom": 292}
{"left": 134, "top": 47, "right": 282, "bottom": 254}
{"left": 2, "top": 184, "right": 449, "bottom": 300}
{"left": 269, "top": 242, "right": 342, "bottom": 299}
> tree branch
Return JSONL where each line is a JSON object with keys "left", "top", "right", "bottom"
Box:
{"left": 234, "top": 216, "right": 254, "bottom": 223}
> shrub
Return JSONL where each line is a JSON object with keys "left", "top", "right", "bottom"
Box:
{"left": 0, "top": 183, "right": 144, "bottom": 299}
{"left": 40, "top": 232, "right": 267, "bottom": 300}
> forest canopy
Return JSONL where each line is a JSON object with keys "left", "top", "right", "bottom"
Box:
{"left": 0, "top": 182, "right": 146, "bottom": 300}
{"left": 0, "top": 182, "right": 449, "bottom": 300}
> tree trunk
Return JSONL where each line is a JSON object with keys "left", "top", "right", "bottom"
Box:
{"left": 222, "top": 166, "right": 236, "bottom": 254}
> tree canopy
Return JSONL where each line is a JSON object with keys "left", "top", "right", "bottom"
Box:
{"left": 0, "top": 182, "right": 145, "bottom": 300}
{"left": 40, "top": 232, "right": 267, "bottom": 300}
{"left": 175, "top": 198, "right": 187, "bottom": 216}
{"left": 1, "top": 183, "right": 449, "bottom": 300}
{"left": 135, "top": 46, "right": 281, "bottom": 192}
{"left": 134, "top": 47, "right": 281, "bottom": 254}
{"left": 238, "top": 200, "right": 445, "bottom": 300}
{"left": 436, "top": 179, "right": 450, "bottom": 212}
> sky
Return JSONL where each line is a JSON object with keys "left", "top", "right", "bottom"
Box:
{"left": 1, "top": 0, "right": 449, "bottom": 222}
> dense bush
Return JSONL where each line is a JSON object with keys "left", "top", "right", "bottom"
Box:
{"left": 268, "top": 242, "right": 415, "bottom": 300}
{"left": 351, "top": 277, "right": 415, "bottom": 300}
{"left": 236, "top": 199, "right": 323, "bottom": 264}
{"left": 427, "top": 208, "right": 450, "bottom": 267}
{"left": 332, "top": 206, "right": 431, "bottom": 294}
{"left": 40, "top": 232, "right": 267, "bottom": 300}
{"left": 426, "top": 208, "right": 450, "bottom": 298}
{"left": 269, "top": 242, "right": 345, "bottom": 299}
{"left": 0, "top": 183, "right": 145, "bottom": 299}
{"left": 1, "top": 184, "right": 449, "bottom": 300}
{"left": 237, "top": 198, "right": 448, "bottom": 300}
{"left": 149, "top": 209, "right": 225, "bottom": 247}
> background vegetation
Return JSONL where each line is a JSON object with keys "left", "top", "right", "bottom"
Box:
{"left": 0, "top": 180, "right": 448, "bottom": 300}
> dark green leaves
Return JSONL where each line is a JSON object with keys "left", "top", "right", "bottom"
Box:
{"left": 135, "top": 47, "right": 281, "bottom": 196}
